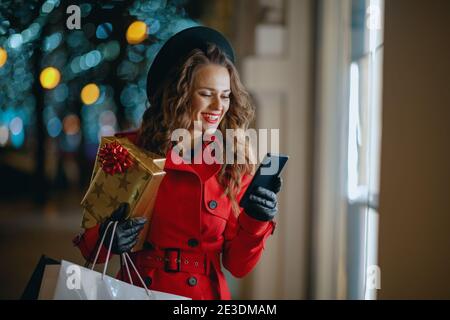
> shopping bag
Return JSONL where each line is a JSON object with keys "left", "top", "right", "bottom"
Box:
{"left": 21, "top": 255, "right": 60, "bottom": 300}
{"left": 44, "top": 259, "right": 188, "bottom": 300}
{"left": 37, "top": 222, "right": 191, "bottom": 300}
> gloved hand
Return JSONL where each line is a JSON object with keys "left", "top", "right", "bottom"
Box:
{"left": 99, "top": 202, "right": 147, "bottom": 254}
{"left": 243, "top": 176, "right": 283, "bottom": 221}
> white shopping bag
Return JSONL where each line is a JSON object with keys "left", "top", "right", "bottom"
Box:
{"left": 38, "top": 260, "right": 190, "bottom": 300}
{"left": 38, "top": 221, "right": 191, "bottom": 300}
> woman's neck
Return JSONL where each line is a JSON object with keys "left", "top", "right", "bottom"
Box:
{"left": 175, "top": 132, "right": 203, "bottom": 162}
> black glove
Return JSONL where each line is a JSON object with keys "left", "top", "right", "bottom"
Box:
{"left": 99, "top": 202, "right": 147, "bottom": 254}
{"left": 243, "top": 176, "right": 283, "bottom": 222}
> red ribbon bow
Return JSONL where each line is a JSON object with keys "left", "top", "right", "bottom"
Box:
{"left": 98, "top": 141, "right": 133, "bottom": 175}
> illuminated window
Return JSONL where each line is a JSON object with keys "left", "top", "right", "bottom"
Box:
{"left": 346, "top": 0, "right": 384, "bottom": 300}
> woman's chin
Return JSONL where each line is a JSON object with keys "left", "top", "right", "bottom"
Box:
{"left": 202, "top": 124, "right": 219, "bottom": 133}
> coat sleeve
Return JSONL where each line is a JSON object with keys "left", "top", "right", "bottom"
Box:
{"left": 72, "top": 224, "right": 112, "bottom": 264}
{"left": 221, "top": 174, "right": 277, "bottom": 278}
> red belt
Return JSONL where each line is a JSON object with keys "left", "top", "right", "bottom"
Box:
{"left": 133, "top": 245, "right": 230, "bottom": 299}
{"left": 136, "top": 247, "right": 214, "bottom": 275}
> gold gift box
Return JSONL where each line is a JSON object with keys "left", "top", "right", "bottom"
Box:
{"left": 80, "top": 136, "right": 166, "bottom": 252}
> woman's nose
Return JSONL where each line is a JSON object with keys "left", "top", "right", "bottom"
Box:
{"left": 210, "top": 96, "right": 223, "bottom": 111}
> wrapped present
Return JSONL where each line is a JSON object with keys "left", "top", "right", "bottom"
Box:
{"left": 80, "top": 136, "right": 166, "bottom": 251}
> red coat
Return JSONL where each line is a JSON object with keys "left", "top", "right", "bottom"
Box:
{"left": 73, "top": 131, "right": 276, "bottom": 300}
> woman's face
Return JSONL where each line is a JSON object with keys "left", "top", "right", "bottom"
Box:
{"left": 191, "top": 64, "right": 231, "bottom": 133}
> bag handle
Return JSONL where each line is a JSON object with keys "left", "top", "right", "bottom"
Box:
{"left": 90, "top": 221, "right": 152, "bottom": 297}
{"left": 122, "top": 252, "right": 133, "bottom": 285}
{"left": 122, "top": 252, "right": 152, "bottom": 297}
{"left": 90, "top": 220, "right": 117, "bottom": 274}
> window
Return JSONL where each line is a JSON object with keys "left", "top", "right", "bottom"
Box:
{"left": 346, "top": 0, "right": 384, "bottom": 300}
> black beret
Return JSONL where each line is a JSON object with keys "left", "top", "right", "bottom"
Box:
{"left": 146, "top": 26, "right": 235, "bottom": 101}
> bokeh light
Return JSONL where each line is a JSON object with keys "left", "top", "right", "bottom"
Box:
{"left": 80, "top": 3, "right": 92, "bottom": 17}
{"left": 41, "top": 0, "right": 56, "bottom": 14}
{"left": 99, "top": 110, "right": 117, "bottom": 127}
{"left": 70, "top": 56, "right": 82, "bottom": 73}
{"left": 8, "top": 34, "right": 23, "bottom": 49}
{"left": 0, "top": 48, "right": 7, "bottom": 67}
{"left": 101, "top": 41, "right": 120, "bottom": 61}
{"left": 63, "top": 114, "right": 80, "bottom": 135}
{"left": 29, "top": 23, "right": 41, "bottom": 38}
{"left": 84, "top": 50, "right": 102, "bottom": 68}
{"left": 127, "top": 45, "right": 145, "bottom": 63}
{"left": 146, "top": 19, "right": 161, "bottom": 35}
{"left": 47, "top": 117, "right": 62, "bottom": 138}
{"left": 0, "top": 125, "right": 9, "bottom": 146}
{"left": 81, "top": 83, "right": 100, "bottom": 105}
{"left": 96, "top": 23, "right": 113, "bottom": 40}
{"left": 79, "top": 55, "right": 88, "bottom": 70}
{"left": 126, "top": 21, "right": 148, "bottom": 44}
{"left": 9, "top": 117, "right": 23, "bottom": 135}
{"left": 53, "top": 83, "right": 69, "bottom": 102}
{"left": 0, "top": 19, "right": 10, "bottom": 36}
{"left": 0, "top": 0, "right": 199, "bottom": 153}
{"left": 99, "top": 125, "right": 115, "bottom": 139}
{"left": 43, "top": 32, "right": 62, "bottom": 52}
{"left": 40, "top": 67, "right": 61, "bottom": 89}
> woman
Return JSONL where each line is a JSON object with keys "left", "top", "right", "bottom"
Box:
{"left": 73, "top": 26, "right": 282, "bottom": 300}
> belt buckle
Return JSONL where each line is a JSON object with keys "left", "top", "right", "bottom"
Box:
{"left": 164, "top": 248, "right": 181, "bottom": 273}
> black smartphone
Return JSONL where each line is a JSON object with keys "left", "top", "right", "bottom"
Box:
{"left": 239, "top": 153, "right": 289, "bottom": 208}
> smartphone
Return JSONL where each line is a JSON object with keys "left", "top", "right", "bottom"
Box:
{"left": 239, "top": 153, "right": 289, "bottom": 208}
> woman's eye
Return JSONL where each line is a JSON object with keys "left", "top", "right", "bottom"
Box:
{"left": 200, "top": 92, "right": 212, "bottom": 97}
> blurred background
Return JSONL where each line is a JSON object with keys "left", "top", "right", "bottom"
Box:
{"left": 1, "top": 0, "right": 449, "bottom": 300}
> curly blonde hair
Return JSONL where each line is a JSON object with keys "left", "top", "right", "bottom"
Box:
{"left": 138, "top": 44, "right": 255, "bottom": 216}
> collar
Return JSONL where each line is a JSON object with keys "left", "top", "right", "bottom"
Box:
{"left": 163, "top": 141, "right": 223, "bottom": 178}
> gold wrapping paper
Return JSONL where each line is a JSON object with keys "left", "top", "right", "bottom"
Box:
{"left": 80, "top": 136, "right": 166, "bottom": 251}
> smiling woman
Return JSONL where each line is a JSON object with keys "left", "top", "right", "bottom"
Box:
{"left": 138, "top": 34, "right": 257, "bottom": 216}
{"left": 73, "top": 26, "right": 284, "bottom": 300}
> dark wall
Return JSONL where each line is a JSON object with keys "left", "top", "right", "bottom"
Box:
{"left": 378, "top": 0, "right": 450, "bottom": 299}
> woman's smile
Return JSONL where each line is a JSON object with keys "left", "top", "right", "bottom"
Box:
{"left": 201, "top": 112, "right": 222, "bottom": 124}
